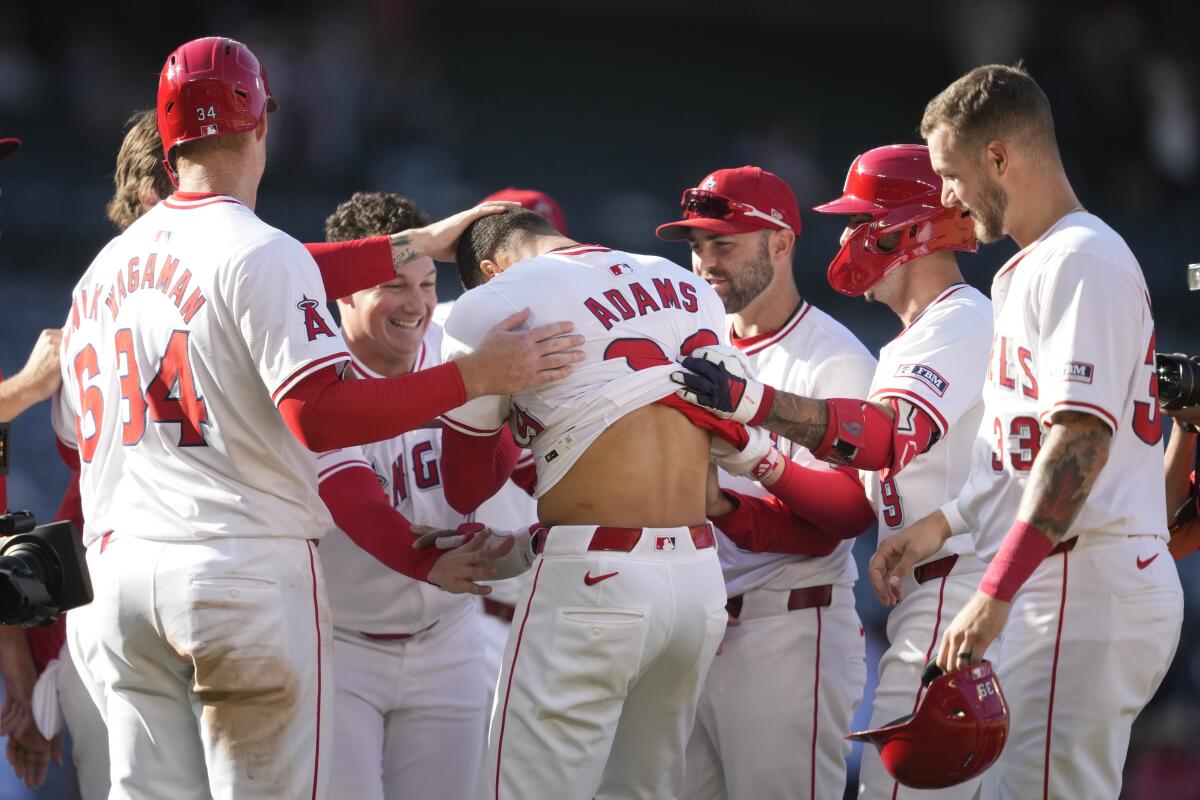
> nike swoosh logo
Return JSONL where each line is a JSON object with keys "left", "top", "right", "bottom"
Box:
{"left": 584, "top": 571, "right": 619, "bottom": 586}
{"left": 1136, "top": 554, "right": 1159, "bottom": 570}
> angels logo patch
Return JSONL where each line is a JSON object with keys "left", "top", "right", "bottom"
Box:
{"left": 894, "top": 363, "right": 949, "bottom": 397}
{"left": 297, "top": 295, "right": 335, "bottom": 341}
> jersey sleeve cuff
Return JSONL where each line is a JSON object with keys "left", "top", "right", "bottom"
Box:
{"left": 869, "top": 387, "right": 949, "bottom": 437}
{"left": 270, "top": 352, "right": 352, "bottom": 405}
{"left": 1037, "top": 400, "right": 1118, "bottom": 432}
{"left": 940, "top": 498, "right": 970, "bottom": 536}
{"left": 316, "top": 459, "right": 374, "bottom": 484}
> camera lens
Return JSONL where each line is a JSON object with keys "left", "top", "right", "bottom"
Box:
{"left": 1156, "top": 353, "right": 1200, "bottom": 410}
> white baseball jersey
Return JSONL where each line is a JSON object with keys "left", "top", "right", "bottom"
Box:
{"left": 57, "top": 193, "right": 348, "bottom": 547}
{"left": 441, "top": 244, "right": 727, "bottom": 491}
{"left": 315, "top": 324, "right": 475, "bottom": 635}
{"left": 715, "top": 302, "right": 877, "bottom": 595}
{"left": 947, "top": 211, "right": 1167, "bottom": 560}
{"left": 865, "top": 284, "right": 992, "bottom": 559}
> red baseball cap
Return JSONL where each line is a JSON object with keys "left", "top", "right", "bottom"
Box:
{"left": 482, "top": 187, "right": 567, "bottom": 234}
{"left": 656, "top": 166, "right": 801, "bottom": 241}
{"left": 0, "top": 138, "right": 21, "bottom": 161}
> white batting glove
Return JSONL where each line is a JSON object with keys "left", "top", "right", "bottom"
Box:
{"left": 710, "top": 424, "right": 783, "bottom": 480}
{"left": 671, "top": 346, "right": 773, "bottom": 425}
{"left": 413, "top": 524, "right": 537, "bottom": 580}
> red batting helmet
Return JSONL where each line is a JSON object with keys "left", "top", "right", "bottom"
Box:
{"left": 847, "top": 660, "right": 1009, "bottom": 789}
{"left": 483, "top": 188, "right": 568, "bottom": 234}
{"left": 814, "top": 144, "right": 976, "bottom": 297}
{"left": 156, "top": 36, "right": 278, "bottom": 184}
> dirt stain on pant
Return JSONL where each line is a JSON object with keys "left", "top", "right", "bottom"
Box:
{"left": 186, "top": 597, "right": 303, "bottom": 797}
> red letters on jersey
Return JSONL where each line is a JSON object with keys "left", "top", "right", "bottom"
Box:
{"left": 73, "top": 329, "right": 209, "bottom": 462}
{"left": 297, "top": 296, "right": 336, "bottom": 341}
{"left": 583, "top": 278, "right": 699, "bottom": 331}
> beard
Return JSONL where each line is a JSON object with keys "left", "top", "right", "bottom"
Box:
{"left": 970, "top": 174, "right": 1008, "bottom": 244}
{"left": 715, "top": 236, "right": 774, "bottom": 313}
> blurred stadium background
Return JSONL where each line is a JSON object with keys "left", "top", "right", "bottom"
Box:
{"left": 1, "top": 0, "right": 1197, "bottom": 797}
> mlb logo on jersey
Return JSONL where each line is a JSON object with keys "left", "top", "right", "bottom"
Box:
{"left": 895, "top": 363, "right": 949, "bottom": 396}
{"left": 1062, "top": 361, "right": 1095, "bottom": 384}
{"left": 609, "top": 263, "right": 634, "bottom": 276}
{"left": 154, "top": 230, "right": 172, "bottom": 243}
{"left": 655, "top": 536, "right": 676, "bottom": 551}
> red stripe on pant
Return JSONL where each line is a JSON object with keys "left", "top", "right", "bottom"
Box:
{"left": 892, "top": 574, "right": 949, "bottom": 800}
{"left": 307, "top": 542, "right": 323, "bottom": 800}
{"left": 1043, "top": 552, "right": 1069, "bottom": 800}
{"left": 811, "top": 606, "right": 822, "bottom": 800}
{"left": 495, "top": 559, "right": 546, "bottom": 800}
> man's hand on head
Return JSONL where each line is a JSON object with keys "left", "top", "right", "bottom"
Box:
{"left": 392, "top": 202, "right": 520, "bottom": 265}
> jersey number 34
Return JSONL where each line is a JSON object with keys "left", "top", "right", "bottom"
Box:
{"left": 73, "top": 328, "right": 208, "bottom": 462}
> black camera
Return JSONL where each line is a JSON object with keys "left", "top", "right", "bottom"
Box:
{"left": 1157, "top": 353, "right": 1200, "bottom": 411}
{"left": 0, "top": 512, "right": 93, "bottom": 626}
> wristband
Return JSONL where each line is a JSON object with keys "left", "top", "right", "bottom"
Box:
{"left": 978, "top": 521, "right": 1055, "bottom": 602}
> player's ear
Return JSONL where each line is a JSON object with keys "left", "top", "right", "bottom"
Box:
{"left": 770, "top": 228, "right": 795, "bottom": 262}
{"left": 256, "top": 114, "right": 269, "bottom": 142}
{"left": 985, "top": 140, "right": 1008, "bottom": 177}
{"left": 480, "top": 259, "right": 503, "bottom": 280}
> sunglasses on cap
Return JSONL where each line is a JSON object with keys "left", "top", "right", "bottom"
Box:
{"left": 680, "top": 189, "right": 792, "bottom": 232}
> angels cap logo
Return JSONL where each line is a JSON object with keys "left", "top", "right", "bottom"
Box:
{"left": 297, "top": 295, "right": 335, "bottom": 341}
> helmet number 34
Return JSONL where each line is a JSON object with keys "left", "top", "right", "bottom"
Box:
{"left": 195, "top": 106, "right": 217, "bottom": 121}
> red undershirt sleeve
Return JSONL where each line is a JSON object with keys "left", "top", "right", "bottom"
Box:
{"left": 765, "top": 458, "right": 876, "bottom": 538}
{"left": 441, "top": 426, "right": 522, "bottom": 514}
{"left": 318, "top": 465, "right": 443, "bottom": 582}
{"left": 709, "top": 491, "right": 843, "bottom": 556}
{"left": 277, "top": 362, "right": 467, "bottom": 452}
{"left": 304, "top": 236, "right": 395, "bottom": 300}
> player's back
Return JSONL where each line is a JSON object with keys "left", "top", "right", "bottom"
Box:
{"left": 443, "top": 245, "right": 724, "bottom": 526}
{"left": 59, "top": 193, "right": 348, "bottom": 546}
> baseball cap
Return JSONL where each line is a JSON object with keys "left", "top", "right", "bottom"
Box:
{"left": 0, "top": 138, "right": 21, "bottom": 161}
{"left": 655, "top": 166, "right": 801, "bottom": 241}
{"left": 482, "top": 187, "right": 568, "bottom": 234}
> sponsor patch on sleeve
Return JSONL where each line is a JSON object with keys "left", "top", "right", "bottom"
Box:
{"left": 894, "top": 363, "right": 949, "bottom": 397}
{"left": 1061, "top": 361, "right": 1094, "bottom": 384}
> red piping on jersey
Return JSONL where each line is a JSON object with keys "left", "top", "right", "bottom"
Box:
{"left": 162, "top": 192, "right": 243, "bottom": 210}
{"left": 496, "top": 558, "right": 546, "bottom": 800}
{"left": 1038, "top": 400, "right": 1119, "bottom": 432}
{"left": 548, "top": 244, "right": 612, "bottom": 256}
{"left": 732, "top": 302, "right": 812, "bottom": 355}
{"left": 892, "top": 283, "right": 969, "bottom": 339}
{"left": 441, "top": 415, "right": 505, "bottom": 437}
{"left": 316, "top": 458, "right": 372, "bottom": 480}
{"left": 869, "top": 387, "right": 950, "bottom": 436}
{"left": 1043, "top": 552, "right": 1069, "bottom": 800}
{"left": 272, "top": 353, "right": 353, "bottom": 404}
{"left": 307, "top": 541, "right": 323, "bottom": 800}
{"left": 810, "top": 605, "right": 822, "bottom": 800}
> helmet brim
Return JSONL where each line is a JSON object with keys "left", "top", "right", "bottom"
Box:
{"left": 813, "top": 194, "right": 886, "bottom": 216}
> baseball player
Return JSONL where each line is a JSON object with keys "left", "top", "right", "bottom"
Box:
{"left": 872, "top": 64, "right": 1183, "bottom": 798}
{"left": 56, "top": 36, "right": 581, "bottom": 800}
{"left": 674, "top": 147, "right": 992, "bottom": 799}
{"left": 655, "top": 166, "right": 877, "bottom": 800}
{"left": 438, "top": 208, "right": 769, "bottom": 800}
{"left": 453, "top": 188, "right": 565, "bottom": 716}
{"left": 311, "top": 191, "right": 497, "bottom": 800}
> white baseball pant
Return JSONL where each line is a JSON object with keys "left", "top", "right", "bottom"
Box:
{"left": 981, "top": 533, "right": 1182, "bottom": 800}
{"left": 70, "top": 535, "right": 332, "bottom": 800}
{"left": 684, "top": 583, "right": 867, "bottom": 800}
{"left": 488, "top": 523, "right": 727, "bottom": 800}
{"left": 329, "top": 603, "right": 487, "bottom": 800}
{"left": 47, "top": 638, "right": 111, "bottom": 800}
{"left": 857, "top": 555, "right": 986, "bottom": 800}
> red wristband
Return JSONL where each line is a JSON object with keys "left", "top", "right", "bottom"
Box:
{"left": 979, "top": 521, "right": 1055, "bottom": 602}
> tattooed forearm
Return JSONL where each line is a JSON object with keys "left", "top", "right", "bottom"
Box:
{"left": 762, "top": 390, "right": 829, "bottom": 450}
{"left": 1016, "top": 411, "right": 1112, "bottom": 542}
{"left": 389, "top": 234, "right": 420, "bottom": 269}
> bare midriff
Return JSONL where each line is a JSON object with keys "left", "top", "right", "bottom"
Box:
{"left": 537, "top": 403, "right": 710, "bottom": 528}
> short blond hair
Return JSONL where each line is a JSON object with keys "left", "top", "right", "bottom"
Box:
{"left": 920, "top": 63, "right": 1058, "bottom": 156}
{"left": 106, "top": 110, "right": 174, "bottom": 232}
